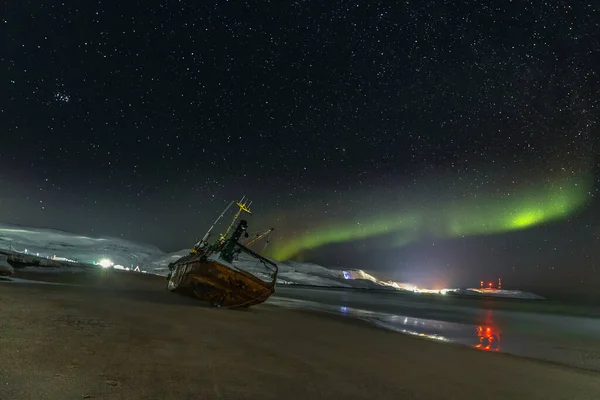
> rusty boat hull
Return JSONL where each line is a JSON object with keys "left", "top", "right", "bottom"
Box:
{"left": 167, "top": 242, "right": 278, "bottom": 308}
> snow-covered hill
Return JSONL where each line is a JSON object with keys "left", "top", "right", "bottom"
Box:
{"left": 0, "top": 222, "right": 394, "bottom": 289}
{"left": 0, "top": 222, "right": 545, "bottom": 300}
{"left": 0, "top": 223, "right": 163, "bottom": 268}
{"left": 149, "top": 249, "right": 408, "bottom": 290}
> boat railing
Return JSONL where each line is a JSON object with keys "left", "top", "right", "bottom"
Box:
{"left": 224, "top": 242, "right": 278, "bottom": 285}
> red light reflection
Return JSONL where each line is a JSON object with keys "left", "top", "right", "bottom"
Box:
{"left": 474, "top": 325, "right": 500, "bottom": 351}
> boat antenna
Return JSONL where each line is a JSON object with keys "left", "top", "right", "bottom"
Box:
{"left": 192, "top": 200, "right": 234, "bottom": 252}
{"left": 244, "top": 228, "right": 274, "bottom": 247}
{"left": 219, "top": 196, "right": 252, "bottom": 245}
{"left": 261, "top": 229, "right": 274, "bottom": 254}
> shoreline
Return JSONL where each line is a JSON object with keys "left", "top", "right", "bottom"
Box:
{"left": 8, "top": 269, "right": 600, "bottom": 367}
{"left": 2, "top": 270, "right": 600, "bottom": 399}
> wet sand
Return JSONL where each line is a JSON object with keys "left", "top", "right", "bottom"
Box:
{"left": 1, "top": 269, "right": 600, "bottom": 399}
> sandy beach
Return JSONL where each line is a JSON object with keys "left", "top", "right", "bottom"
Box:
{"left": 1, "top": 269, "right": 600, "bottom": 400}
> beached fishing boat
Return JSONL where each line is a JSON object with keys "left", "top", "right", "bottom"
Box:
{"left": 166, "top": 198, "right": 278, "bottom": 307}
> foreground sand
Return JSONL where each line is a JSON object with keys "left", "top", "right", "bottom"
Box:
{"left": 1, "top": 270, "right": 600, "bottom": 399}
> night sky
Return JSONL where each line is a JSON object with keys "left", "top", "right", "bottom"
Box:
{"left": 2, "top": 1, "right": 599, "bottom": 293}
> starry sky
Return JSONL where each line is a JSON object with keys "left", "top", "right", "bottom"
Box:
{"left": 2, "top": 1, "right": 599, "bottom": 293}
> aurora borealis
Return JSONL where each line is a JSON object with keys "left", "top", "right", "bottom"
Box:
{"left": 270, "top": 172, "right": 593, "bottom": 260}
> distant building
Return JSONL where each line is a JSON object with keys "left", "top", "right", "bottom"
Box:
{"left": 52, "top": 255, "right": 75, "bottom": 263}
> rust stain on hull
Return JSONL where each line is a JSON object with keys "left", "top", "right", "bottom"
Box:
{"left": 168, "top": 255, "right": 275, "bottom": 307}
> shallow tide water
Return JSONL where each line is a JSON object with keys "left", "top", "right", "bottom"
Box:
{"left": 269, "top": 287, "right": 600, "bottom": 372}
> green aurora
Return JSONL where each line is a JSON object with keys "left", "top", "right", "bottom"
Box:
{"left": 270, "top": 174, "right": 593, "bottom": 260}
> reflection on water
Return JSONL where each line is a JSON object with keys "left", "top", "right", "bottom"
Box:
{"left": 394, "top": 327, "right": 450, "bottom": 342}
{"left": 272, "top": 297, "right": 484, "bottom": 346}
{"left": 271, "top": 290, "right": 600, "bottom": 372}
{"left": 474, "top": 325, "right": 500, "bottom": 351}
{"left": 474, "top": 311, "right": 500, "bottom": 351}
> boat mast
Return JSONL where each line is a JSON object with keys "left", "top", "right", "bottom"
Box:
{"left": 219, "top": 196, "right": 252, "bottom": 244}
{"left": 192, "top": 200, "right": 234, "bottom": 251}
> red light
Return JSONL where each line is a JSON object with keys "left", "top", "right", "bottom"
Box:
{"left": 475, "top": 325, "right": 500, "bottom": 352}
{"left": 488, "top": 282, "right": 493, "bottom": 287}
